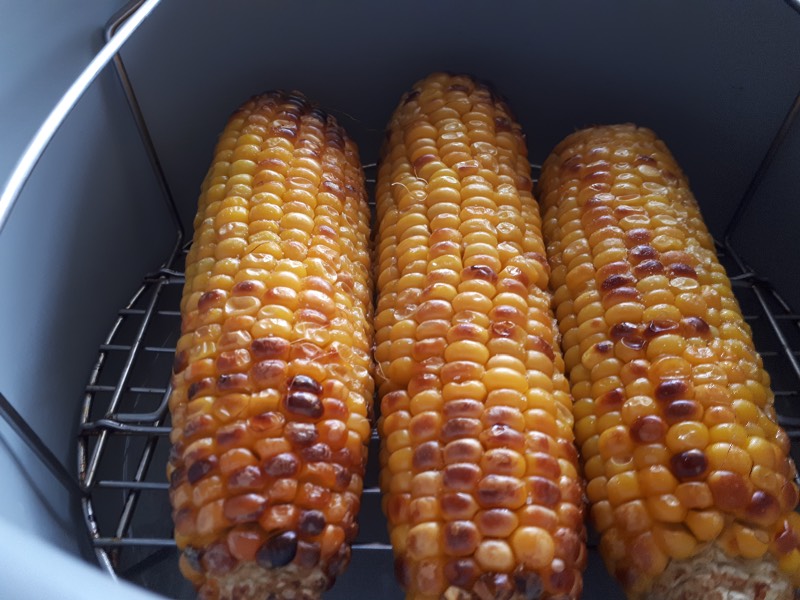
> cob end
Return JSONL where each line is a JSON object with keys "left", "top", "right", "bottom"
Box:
{"left": 644, "top": 545, "right": 793, "bottom": 600}
{"left": 197, "top": 563, "right": 331, "bottom": 600}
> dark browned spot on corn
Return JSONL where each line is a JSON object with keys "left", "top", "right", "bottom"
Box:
{"left": 443, "top": 463, "right": 482, "bottom": 491}
{"left": 298, "top": 510, "right": 326, "bottom": 536}
{"left": 256, "top": 531, "right": 298, "bottom": 568}
{"left": 708, "top": 470, "right": 750, "bottom": 511}
{"left": 442, "top": 417, "right": 483, "bottom": 442}
{"left": 183, "top": 414, "right": 216, "bottom": 440}
{"left": 477, "top": 475, "right": 524, "bottom": 508}
{"left": 494, "top": 117, "right": 512, "bottom": 132}
{"left": 441, "top": 492, "right": 479, "bottom": 519}
{"left": 285, "top": 391, "right": 323, "bottom": 418}
{"left": 626, "top": 228, "right": 651, "bottom": 244}
{"left": 664, "top": 400, "right": 703, "bottom": 425}
{"left": 774, "top": 521, "right": 800, "bottom": 554}
{"left": 634, "top": 259, "right": 665, "bottom": 277}
{"left": 264, "top": 452, "right": 299, "bottom": 478}
{"left": 481, "top": 424, "right": 525, "bottom": 451}
{"left": 444, "top": 439, "right": 483, "bottom": 463}
{"left": 444, "top": 400, "right": 483, "bottom": 419}
{"left": 251, "top": 337, "right": 290, "bottom": 360}
{"left": 217, "top": 373, "right": 250, "bottom": 392}
{"left": 231, "top": 280, "right": 259, "bottom": 295}
{"left": 670, "top": 263, "right": 697, "bottom": 278}
{"left": 224, "top": 493, "right": 267, "bottom": 523}
{"left": 601, "top": 274, "right": 636, "bottom": 291}
{"left": 173, "top": 350, "right": 188, "bottom": 374}
{"left": 644, "top": 319, "right": 679, "bottom": 338}
{"left": 170, "top": 466, "right": 186, "bottom": 487}
{"left": 670, "top": 449, "right": 708, "bottom": 479}
{"left": 198, "top": 289, "right": 224, "bottom": 312}
{"left": 227, "top": 465, "right": 265, "bottom": 491}
{"left": 187, "top": 456, "right": 217, "bottom": 484}
{"left": 655, "top": 378, "right": 688, "bottom": 402}
{"left": 680, "top": 316, "right": 711, "bottom": 337}
{"left": 413, "top": 441, "right": 444, "bottom": 470}
{"left": 285, "top": 422, "right": 318, "bottom": 447}
{"left": 594, "top": 341, "right": 614, "bottom": 355}
{"left": 288, "top": 374, "right": 322, "bottom": 395}
{"left": 597, "top": 388, "right": 625, "bottom": 413}
{"left": 188, "top": 378, "right": 213, "bottom": 400}
{"left": 444, "top": 520, "right": 480, "bottom": 556}
{"left": 201, "top": 541, "right": 236, "bottom": 575}
{"left": 610, "top": 322, "right": 638, "bottom": 341}
{"left": 629, "top": 244, "right": 658, "bottom": 263}
{"left": 294, "top": 540, "right": 321, "bottom": 568}
{"left": 529, "top": 476, "right": 562, "bottom": 506}
{"left": 746, "top": 490, "right": 781, "bottom": 525}
{"left": 413, "top": 154, "right": 437, "bottom": 171}
{"left": 631, "top": 415, "right": 667, "bottom": 443}
{"left": 300, "top": 442, "right": 331, "bottom": 462}
{"left": 463, "top": 264, "right": 498, "bottom": 283}
{"left": 248, "top": 411, "right": 284, "bottom": 435}
{"left": 445, "top": 558, "right": 480, "bottom": 589}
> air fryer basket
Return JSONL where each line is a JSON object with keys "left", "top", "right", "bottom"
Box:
{"left": 2, "top": 1, "right": 800, "bottom": 598}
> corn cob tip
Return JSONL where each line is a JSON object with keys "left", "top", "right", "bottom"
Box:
{"left": 643, "top": 544, "right": 792, "bottom": 600}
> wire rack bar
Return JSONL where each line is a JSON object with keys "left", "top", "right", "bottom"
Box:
{"left": 0, "top": 0, "right": 164, "bottom": 235}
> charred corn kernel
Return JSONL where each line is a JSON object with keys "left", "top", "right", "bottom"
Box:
{"left": 378, "top": 74, "right": 585, "bottom": 599}
{"left": 540, "top": 124, "right": 800, "bottom": 596}
{"left": 169, "top": 92, "right": 373, "bottom": 600}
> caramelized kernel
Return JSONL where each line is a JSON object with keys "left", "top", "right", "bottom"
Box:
{"left": 527, "top": 476, "right": 562, "bottom": 507}
{"left": 670, "top": 449, "right": 708, "bottom": 480}
{"left": 294, "top": 540, "right": 321, "bottom": 568}
{"left": 227, "top": 465, "right": 266, "bottom": 491}
{"left": 298, "top": 510, "right": 326, "bottom": 536}
{"left": 444, "top": 558, "right": 479, "bottom": 588}
{"left": 289, "top": 374, "right": 322, "bottom": 394}
{"left": 201, "top": 541, "right": 236, "bottom": 575}
{"left": 223, "top": 494, "right": 267, "bottom": 523}
{"left": 251, "top": 336, "right": 290, "bottom": 360}
{"left": 475, "top": 509, "right": 518, "bottom": 538}
{"left": 708, "top": 470, "right": 750, "bottom": 511}
{"left": 643, "top": 319, "right": 678, "bottom": 338}
{"left": 443, "top": 463, "right": 482, "bottom": 492}
{"left": 441, "top": 492, "right": 479, "bottom": 520}
{"left": 630, "top": 415, "right": 666, "bottom": 444}
{"left": 663, "top": 400, "right": 702, "bottom": 425}
{"left": 187, "top": 456, "right": 218, "bottom": 485}
{"left": 285, "top": 391, "right": 323, "bottom": 418}
{"left": 655, "top": 379, "right": 688, "bottom": 403}
{"left": 256, "top": 531, "right": 298, "bottom": 568}
{"left": 444, "top": 521, "right": 481, "bottom": 556}
{"left": 745, "top": 490, "right": 781, "bottom": 526}
{"left": 285, "top": 422, "right": 318, "bottom": 447}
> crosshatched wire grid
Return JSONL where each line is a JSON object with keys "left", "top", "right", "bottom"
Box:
{"left": 76, "top": 162, "right": 800, "bottom": 599}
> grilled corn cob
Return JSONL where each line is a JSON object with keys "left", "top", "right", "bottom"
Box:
{"left": 167, "top": 91, "right": 373, "bottom": 600}
{"left": 375, "top": 73, "right": 586, "bottom": 600}
{"left": 539, "top": 124, "right": 800, "bottom": 599}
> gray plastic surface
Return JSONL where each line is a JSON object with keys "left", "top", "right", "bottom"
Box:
{"left": 0, "top": 1, "right": 799, "bottom": 599}
{"left": 0, "top": 0, "right": 171, "bottom": 557}
{"left": 0, "top": 516, "right": 163, "bottom": 600}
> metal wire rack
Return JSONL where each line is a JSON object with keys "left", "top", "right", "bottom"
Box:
{"left": 0, "top": 0, "right": 799, "bottom": 599}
